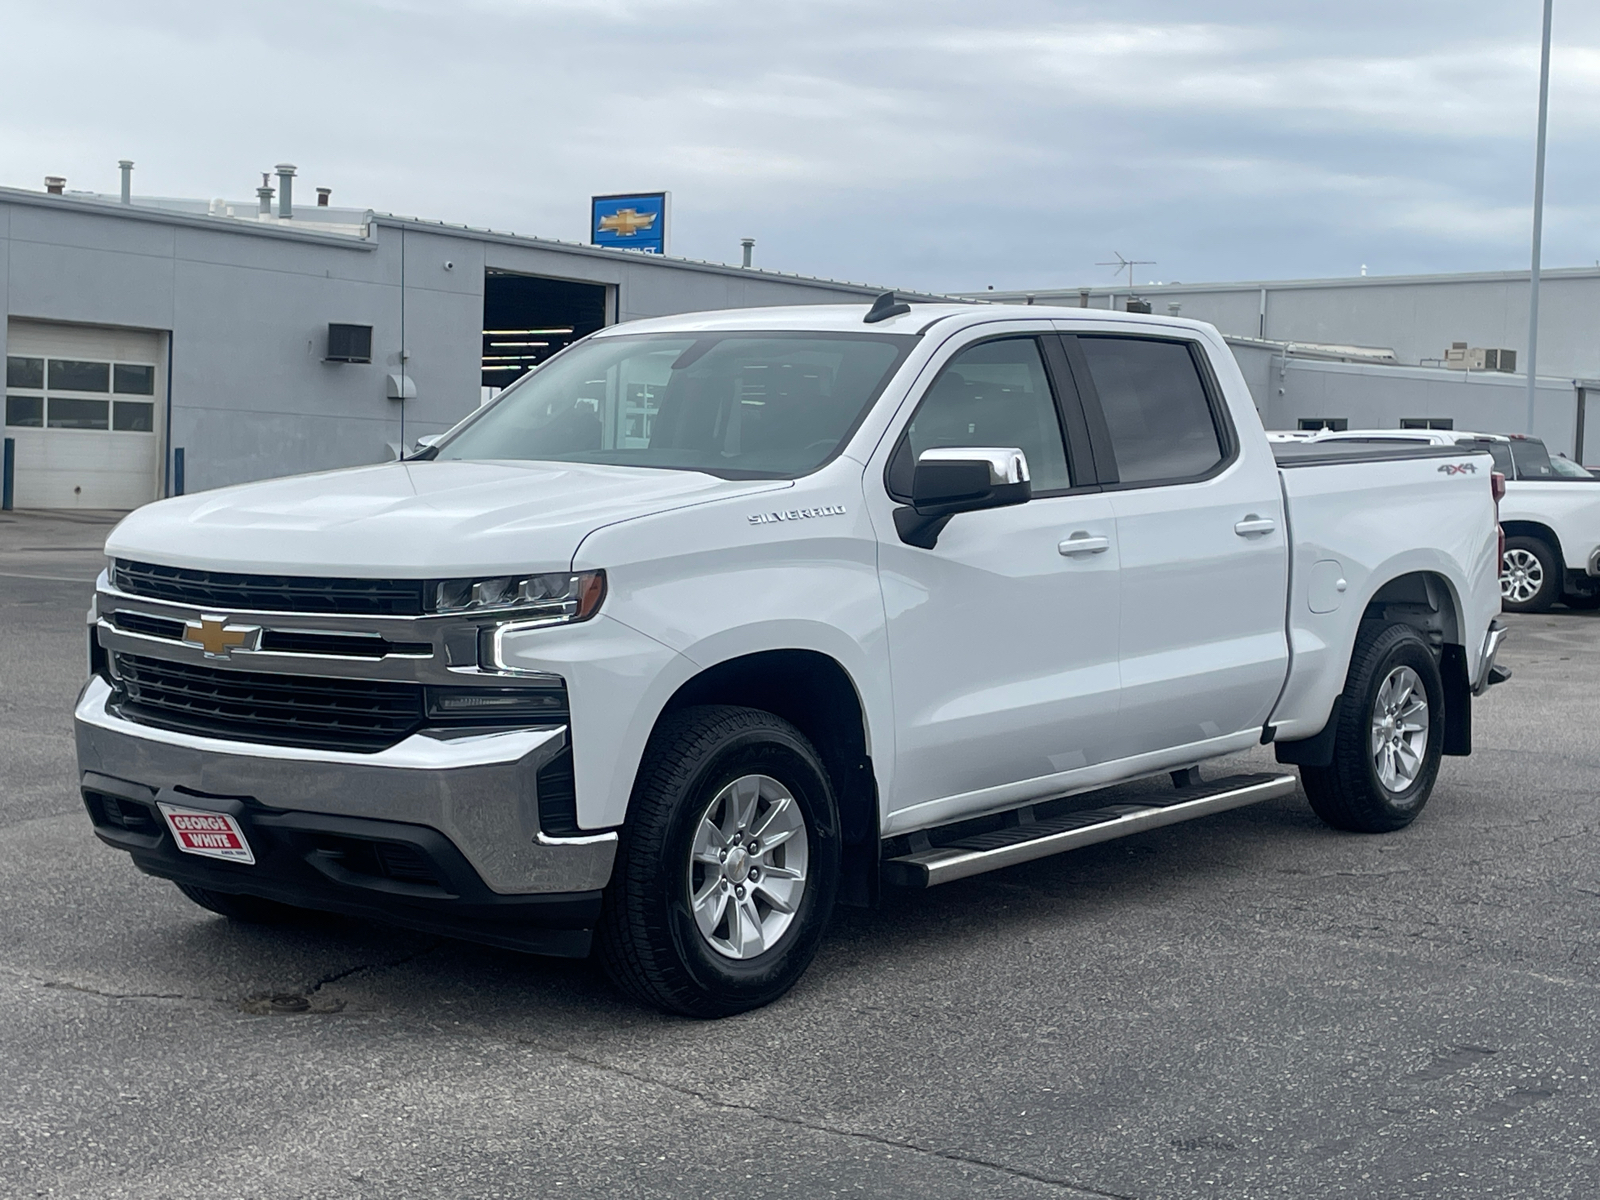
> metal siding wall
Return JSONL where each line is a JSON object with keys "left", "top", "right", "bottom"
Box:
{"left": 2, "top": 198, "right": 883, "bottom": 502}
{"left": 1258, "top": 358, "right": 1579, "bottom": 456}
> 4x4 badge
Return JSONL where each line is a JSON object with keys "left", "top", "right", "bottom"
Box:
{"left": 1438, "top": 463, "right": 1478, "bottom": 475}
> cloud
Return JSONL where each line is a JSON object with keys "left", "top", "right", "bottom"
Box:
{"left": 0, "top": 0, "right": 1597, "bottom": 289}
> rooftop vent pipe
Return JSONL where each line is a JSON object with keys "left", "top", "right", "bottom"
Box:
{"left": 44, "top": 176, "right": 65, "bottom": 195}
{"left": 257, "top": 173, "right": 273, "bottom": 216}
{"left": 740, "top": 237, "right": 755, "bottom": 268}
{"left": 275, "top": 163, "right": 296, "bottom": 219}
{"left": 118, "top": 160, "right": 133, "bottom": 204}
{"left": 316, "top": 187, "right": 331, "bottom": 208}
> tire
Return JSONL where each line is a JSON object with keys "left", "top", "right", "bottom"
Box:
{"left": 175, "top": 883, "right": 306, "bottom": 924}
{"left": 597, "top": 705, "right": 840, "bottom": 1018}
{"left": 1301, "top": 622, "right": 1444, "bottom": 833}
{"left": 1501, "top": 535, "right": 1560, "bottom": 613}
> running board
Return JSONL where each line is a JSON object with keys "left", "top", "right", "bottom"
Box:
{"left": 882, "top": 772, "right": 1297, "bottom": 888}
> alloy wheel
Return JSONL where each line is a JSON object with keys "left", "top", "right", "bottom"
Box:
{"left": 686, "top": 773, "right": 810, "bottom": 960}
{"left": 1501, "top": 547, "right": 1544, "bottom": 605}
{"left": 1369, "top": 665, "right": 1429, "bottom": 793}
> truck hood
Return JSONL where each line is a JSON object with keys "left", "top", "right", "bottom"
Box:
{"left": 105, "top": 460, "right": 790, "bottom": 577}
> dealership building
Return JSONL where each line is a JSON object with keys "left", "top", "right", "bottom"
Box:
{"left": 8, "top": 165, "right": 1600, "bottom": 513}
{"left": 0, "top": 171, "right": 906, "bottom": 510}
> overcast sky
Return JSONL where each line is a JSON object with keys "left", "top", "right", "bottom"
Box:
{"left": 2, "top": 0, "right": 1596, "bottom": 293}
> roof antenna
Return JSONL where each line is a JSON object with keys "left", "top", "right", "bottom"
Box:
{"left": 864, "top": 291, "right": 911, "bottom": 324}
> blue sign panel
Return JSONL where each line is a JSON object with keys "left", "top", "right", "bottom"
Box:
{"left": 591, "top": 192, "right": 669, "bottom": 255}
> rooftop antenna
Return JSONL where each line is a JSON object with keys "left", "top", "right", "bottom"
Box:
{"left": 1096, "top": 251, "right": 1156, "bottom": 289}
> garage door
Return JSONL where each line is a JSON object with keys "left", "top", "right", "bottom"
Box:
{"left": 4, "top": 320, "right": 163, "bottom": 510}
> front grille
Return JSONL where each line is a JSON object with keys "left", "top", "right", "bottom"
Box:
{"left": 105, "top": 610, "right": 432, "bottom": 660}
{"left": 113, "top": 559, "right": 426, "bottom": 616}
{"left": 113, "top": 653, "right": 424, "bottom": 752}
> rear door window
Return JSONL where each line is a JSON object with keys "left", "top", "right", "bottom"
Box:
{"left": 1071, "top": 336, "right": 1226, "bottom": 485}
{"left": 1509, "top": 438, "right": 1556, "bottom": 479}
{"left": 1460, "top": 438, "right": 1514, "bottom": 475}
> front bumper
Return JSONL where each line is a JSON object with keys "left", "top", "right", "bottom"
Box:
{"left": 74, "top": 676, "right": 617, "bottom": 949}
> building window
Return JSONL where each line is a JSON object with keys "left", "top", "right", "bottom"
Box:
{"left": 6, "top": 356, "right": 44, "bottom": 389}
{"left": 49, "top": 359, "right": 110, "bottom": 392}
{"left": 5, "top": 395, "right": 44, "bottom": 427}
{"left": 113, "top": 401, "right": 155, "bottom": 431}
{"left": 4, "top": 356, "right": 156, "bottom": 434}
{"left": 1298, "top": 417, "right": 1348, "bottom": 431}
{"left": 48, "top": 397, "right": 111, "bottom": 429}
{"left": 113, "top": 364, "right": 155, "bottom": 395}
{"left": 1400, "top": 418, "right": 1454, "bottom": 430}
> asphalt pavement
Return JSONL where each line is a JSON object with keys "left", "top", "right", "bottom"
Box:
{"left": 2, "top": 510, "right": 1597, "bottom": 1198}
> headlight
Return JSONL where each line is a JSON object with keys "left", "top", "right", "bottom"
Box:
{"left": 430, "top": 570, "right": 606, "bottom": 624}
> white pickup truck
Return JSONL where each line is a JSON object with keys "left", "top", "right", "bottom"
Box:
{"left": 1295, "top": 428, "right": 1600, "bottom": 613}
{"left": 75, "top": 298, "right": 1507, "bottom": 1016}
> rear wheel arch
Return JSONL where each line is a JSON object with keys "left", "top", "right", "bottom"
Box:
{"left": 1500, "top": 520, "right": 1563, "bottom": 563}
{"left": 649, "top": 649, "right": 879, "bottom": 907}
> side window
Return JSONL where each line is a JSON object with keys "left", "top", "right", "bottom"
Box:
{"left": 1075, "top": 336, "right": 1225, "bottom": 485}
{"left": 1509, "top": 438, "right": 1556, "bottom": 479}
{"left": 889, "top": 337, "right": 1072, "bottom": 497}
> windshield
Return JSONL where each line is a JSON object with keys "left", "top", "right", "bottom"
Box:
{"left": 1549, "top": 454, "right": 1598, "bottom": 479}
{"left": 437, "top": 331, "right": 914, "bottom": 478}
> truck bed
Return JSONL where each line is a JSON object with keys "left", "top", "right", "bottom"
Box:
{"left": 1272, "top": 441, "right": 1489, "bottom": 468}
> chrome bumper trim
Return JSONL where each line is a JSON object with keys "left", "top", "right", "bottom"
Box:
{"left": 1472, "top": 620, "right": 1509, "bottom": 695}
{"left": 73, "top": 676, "right": 615, "bottom": 894}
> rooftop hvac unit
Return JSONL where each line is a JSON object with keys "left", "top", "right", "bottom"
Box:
{"left": 1124, "top": 297, "right": 1152, "bottom": 314}
{"left": 325, "top": 323, "right": 373, "bottom": 363}
{"left": 1442, "top": 344, "right": 1516, "bottom": 373}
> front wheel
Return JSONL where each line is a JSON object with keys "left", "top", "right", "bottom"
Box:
{"left": 1501, "top": 535, "right": 1560, "bottom": 613}
{"left": 1301, "top": 622, "right": 1444, "bottom": 833}
{"left": 597, "top": 705, "right": 840, "bottom": 1018}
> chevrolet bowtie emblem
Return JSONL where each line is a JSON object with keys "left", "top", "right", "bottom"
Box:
{"left": 182, "top": 615, "right": 259, "bottom": 658}
{"left": 598, "top": 207, "right": 658, "bottom": 237}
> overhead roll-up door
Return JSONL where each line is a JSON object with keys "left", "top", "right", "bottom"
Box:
{"left": 4, "top": 319, "right": 164, "bottom": 510}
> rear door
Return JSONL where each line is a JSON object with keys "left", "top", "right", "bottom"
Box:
{"left": 1060, "top": 332, "right": 1289, "bottom": 760}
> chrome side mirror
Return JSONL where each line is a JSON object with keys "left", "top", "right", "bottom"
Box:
{"left": 894, "top": 446, "right": 1032, "bottom": 549}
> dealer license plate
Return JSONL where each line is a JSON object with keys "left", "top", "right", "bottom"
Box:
{"left": 158, "top": 803, "right": 256, "bottom": 865}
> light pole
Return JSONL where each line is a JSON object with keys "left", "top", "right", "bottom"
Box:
{"left": 1526, "top": 0, "right": 1554, "bottom": 433}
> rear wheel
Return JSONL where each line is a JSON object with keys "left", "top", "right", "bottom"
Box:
{"left": 175, "top": 883, "right": 306, "bottom": 923}
{"left": 597, "top": 705, "right": 840, "bottom": 1018}
{"left": 1501, "top": 535, "right": 1560, "bottom": 613}
{"left": 1301, "top": 622, "right": 1444, "bottom": 833}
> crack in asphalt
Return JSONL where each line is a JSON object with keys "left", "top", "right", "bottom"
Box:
{"left": 302, "top": 942, "right": 444, "bottom": 997}
{"left": 506, "top": 1034, "right": 1138, "bottom": 1199}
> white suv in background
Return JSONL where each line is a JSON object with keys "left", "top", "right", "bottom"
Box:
{"left": 1302, "top": 429, "right": 1600, "bottom": 612}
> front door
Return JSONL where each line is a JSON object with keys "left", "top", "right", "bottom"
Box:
{"left": 872, "top": 333, "right": 1122, "bottom": 829}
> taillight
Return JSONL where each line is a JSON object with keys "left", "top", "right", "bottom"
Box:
{"left": 1491, "top": 470, "right": 1505, "bottom": 565}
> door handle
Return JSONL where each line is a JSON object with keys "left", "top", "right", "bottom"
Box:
{"left": 1058, "top": 533, "right": 1111, "bottom": 556}
{"left": 1234, "top": 515, "right": 1276, "bottom": 537}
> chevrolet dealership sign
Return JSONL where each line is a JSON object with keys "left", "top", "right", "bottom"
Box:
{"left": 591, "top": 192, "right": 669, "bottom": 255}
